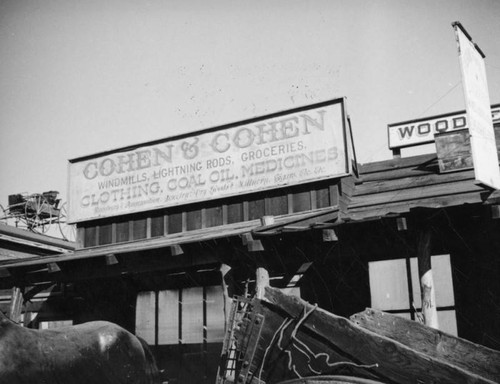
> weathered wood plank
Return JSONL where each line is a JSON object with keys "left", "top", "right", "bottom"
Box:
{"left": 292, "top": 191, "right": 312, "bottom": 213}
{"left": 263, "top": 287, "right": 496, "bottom": 384}
{"left": 350, "top": 308, "right": 500, "bottom": 382}
{"left": 266, "top": 195, "right": 288, "bottom": 216}
{"left": 8, "top": 287, "right": 23, "bottom": 323}
{"left": 357, "top": 165, "right": 441, "bottom": 184}
{"left": 132, "top": 218, "right": 147, "bottom": 240}
{"left": 168, "top": 212, "right": 183, "bottom": 234}
{"left": 349, "top": 179, "right": 484, "bottom": 209}
{"left": 359, "top": 154, "right": 438, "bottom": 175}
{"left": 227, "top": 202, "right": 243, "bottom": 224}
{"left": 315, "top": 186, "right": 330, "bottom": 209}
{"left": 99, "top": 223, "right": 113, "bottom": 245}
{"left": 115, "top": 221, "right": 129, "bottom": 243}
{"left": 205, "top": 206, "right": 223, "bottom": 228}
{"left": 248, "top": 199, "right": 265, "bottom": 220}
{"left": 346, "top": 191, "right": 486, "bottom": 220}
{"left": 355, "top": 171, "right": 475, "bottom": 197}
{"left": 150, "top": 214, "right": 164, "bottom": 237}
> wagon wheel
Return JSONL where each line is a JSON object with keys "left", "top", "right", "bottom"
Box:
{"left": 24, "top": 194, "right": 52, "bottom": 234}
{"left": 57, "top": 202, "right": 76, "bottom": 242}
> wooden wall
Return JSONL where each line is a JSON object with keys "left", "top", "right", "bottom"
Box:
{"left": 79, "top": 179, "right": 342, "bottom": 248}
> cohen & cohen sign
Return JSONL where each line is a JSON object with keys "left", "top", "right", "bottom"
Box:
{"left": 68, "top": 99, "right": 351, "bottom": 223}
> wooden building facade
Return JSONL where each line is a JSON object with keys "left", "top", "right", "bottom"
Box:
{"left": 0, "top": 102, "right": 499, "bottom": 383}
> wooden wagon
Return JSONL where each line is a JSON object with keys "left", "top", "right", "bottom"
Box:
{"left": 216, "top": 287, "right": 500, "bottom": 384}
{"left": 0, "top": 191, "right": 75, "bottom": 241}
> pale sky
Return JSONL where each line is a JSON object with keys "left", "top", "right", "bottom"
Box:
{"left": 1, "top": 0, "right": 500, "bottom": 210}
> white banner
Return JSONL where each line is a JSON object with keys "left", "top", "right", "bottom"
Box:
{"left": 454, "top": 22, "right": 500, "bottom": 189}
{"left": 388, "top": 105, "right": 500, "bottom": 149}
{"left": 68, "top": 100, "right": 349, "bottom": 223}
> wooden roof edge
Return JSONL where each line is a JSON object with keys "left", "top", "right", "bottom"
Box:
{"left": 0, "top": 207, "right": 340, "bottom": 269}
{"left": 353, "top": 169, "right": 477, "bottom": 198}
{"left": 0, "top": 224, "right": 75, "bottom": 252}
{"left": 346, "top": 190, "right": 487, "bottom": 222}
{"left": 358, "top": 153, "right": 438, "bottom": 176}
{"left": 252, "top": 206, "right": 339, "bottom": 235}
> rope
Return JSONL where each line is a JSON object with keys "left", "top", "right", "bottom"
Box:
{"left": 273, "top": 305, "right": 379, "bottom": 379}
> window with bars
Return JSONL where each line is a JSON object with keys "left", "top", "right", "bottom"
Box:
{"left": 368, "top": 254, "right": 457, "bottom": 335}
{"left": 135, "top": 285, "right": 225, "bottom": 345}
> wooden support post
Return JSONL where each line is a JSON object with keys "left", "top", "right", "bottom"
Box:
{"left": 220, "top": 263, "right": 232, "bottom": 332}
{"left": 255, "top": 267, "right": 270, "bottom": 300}
{"left": 9, "top": 287, "right": 23, "bottom": 323}
{"left": 417, "top": 226, "right": 439, "bottom": 329}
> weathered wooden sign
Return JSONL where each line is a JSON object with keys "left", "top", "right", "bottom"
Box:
{"left": 453, "top": 21, "right": 500, "bottom": 189}
{"left": 68, "top": 99, "right": 351, "bottom": 223}
{"left": 435, "top": 129, "right": 473, "bottom": 173}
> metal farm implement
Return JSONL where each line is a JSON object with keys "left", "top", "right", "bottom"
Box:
{"left": 216, "top": 287, "right": 500, "bottom": 384}
{"left": 0, "top": 191, "right": 75, "bottom": 241}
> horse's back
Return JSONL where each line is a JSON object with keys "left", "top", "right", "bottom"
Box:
{"left": 0, "top": 319, "right": 160, "bottom": 384}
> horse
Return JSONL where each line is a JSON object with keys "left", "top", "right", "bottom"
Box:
{"left": 0, "top": 309, "right": 161, "bottom": 384}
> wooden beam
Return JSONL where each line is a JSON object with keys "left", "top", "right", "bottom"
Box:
{"left": 220, "top": 263, "right": 232, "bottom": 331}
{"left": 255, "top": 267, "right": 269, "bottom": 300}
{"left": 351, "top": 308, "right": 500, "bottom": 383}
{"left": 416, "top": 226, "right": 439, "bottom": 329}
{"left": 8, "top": 287, "right": 23, "bottom": 323}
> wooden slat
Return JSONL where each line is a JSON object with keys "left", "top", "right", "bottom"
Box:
{"left": 266, "top": 195, "right": 288, "bottom": 216}
{"left": 248, "top": 199, "right": 265, "bottom": 220}
{"left": 168, "top": 212, "right": 183, "bottom": 234}
{"left": 84, "top": 226, "right": 98, "bottom": 247}
{"left": 151, "top": 215, "right": 165, "bottom": 237}
{"left": 292, "top": 190, "right": 311, "bottom": 213}
{"left": 205, "top": 206, "right": 223, "bottom": 228}
{"left": 355, "top": 170, "right": 475, "bottom": 197}
{"left": 133, "top": 218, "right": 147, "bottom": 240}
{"left": 359, "top": 154, "right": 438, "bottom": 175}
{"left": 158, "top": 290, "right": 179, "bottom": 345}
{"left": 0, "top": 225, "right": 75, "bottom": 251}
{"left": 347, "top": 191, "right": 485, "bottom": 221}
{"left": 350, "top": 308, "right": 500, "bottom": 382}
{"left": 99, "top": 223, "right": 113, "bottom": 245}
{"left": 186, "top": 210, "right": 202, "bottom": 231}
{"left": 358, "top": 165, "right": 440, "bottom": 184}
{"left": 227, "top": 203, "right": 243, "bottom": 224}
{"left": 115, "top": 221, "right": 129, "bottom": 243}
{"left": 8, "top": 287, "right": 23, "bottom": 322}
{"left": 350, "top": 179, "right": 484, "bottom": 209}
